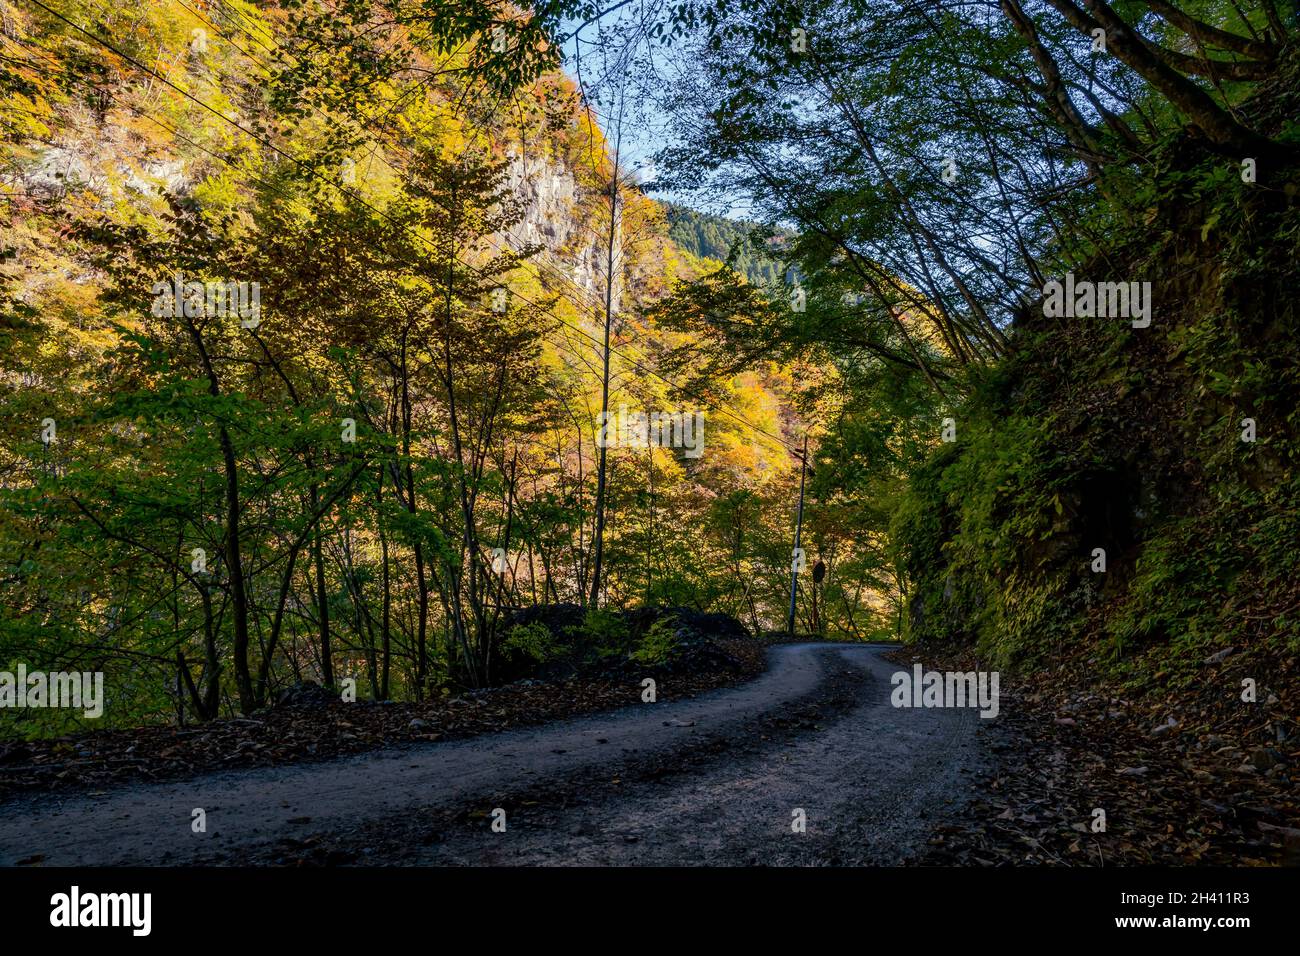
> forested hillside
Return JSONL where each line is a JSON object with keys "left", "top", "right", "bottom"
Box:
{"left": 1, "top": 0, "right": 1296, "bottom": 873}
{"left": 663, "top": 202, "right": 789, "bottom": 286}
{"left": 0, "top": 0, "right": 897, "bottom": 734}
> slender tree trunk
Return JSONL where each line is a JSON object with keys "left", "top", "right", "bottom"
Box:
{"left": 310, "top": 483, "right": 333, "bottom": 687}
{"left": 588, "top": 147, "right": 621, "bottom": 608}
{"left": 398, "top": 330, "right": 430, "bottom": 700}
{"left": 182, "top": 317, "right": 254, "bottom": 712}
{"left": 378, "top": 468, "right": 391, "bottom": 701}
{"left": 219, "top": 428, "right": 253, "bottom": 710}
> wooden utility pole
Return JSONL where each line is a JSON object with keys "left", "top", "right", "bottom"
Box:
{"left": 787, "top": 435, "right": 808, "bottom": 635}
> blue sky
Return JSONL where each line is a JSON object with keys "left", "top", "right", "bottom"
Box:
{"left": 557, "top": 11, "right": 752, "bottom": 218}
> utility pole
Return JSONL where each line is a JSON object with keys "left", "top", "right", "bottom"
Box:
{"left": 787, "top": 435, "right": 808, "bottom": 635}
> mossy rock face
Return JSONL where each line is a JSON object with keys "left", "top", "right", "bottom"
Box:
{"left": 892, "top": 123, "right": 1300, "bottom": 672}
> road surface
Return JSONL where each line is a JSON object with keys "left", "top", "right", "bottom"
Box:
{"left": 0, "top": 643, "right": 991, "bottom": 866}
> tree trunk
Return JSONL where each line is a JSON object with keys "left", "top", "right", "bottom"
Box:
{"left": 588, "top": 150, "right": 621, "bottom": 608}
{"left": 311, "top": 482, "right": 333, "bottom": 687}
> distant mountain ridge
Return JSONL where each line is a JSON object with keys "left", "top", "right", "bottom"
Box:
{"left": 662, "top": 202, "right": 789, "bottom": 287}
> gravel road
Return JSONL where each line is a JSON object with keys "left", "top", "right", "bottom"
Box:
{"left": 0, "top": 643, "right": 991, "bottom": 866}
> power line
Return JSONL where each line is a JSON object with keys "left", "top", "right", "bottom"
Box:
{"left": 15, "top": 0, "right": 802, "bottom": 452}
{"left": 196, "top": 0, "right": 638, "bottom": 319}
{"left": 0, "top": 34, "right": 604, "bottom": 389}
{"left": 6, "top": 26, "right": 934, "bottom": 408}
{"left": 0, "top": 43, "right": 712, "bottom": 508}
{"left": 168, "top": 0, "right": 800, "bottom": 449}
{"left": 2, "top": 29, "right": 769, "bottom": 459}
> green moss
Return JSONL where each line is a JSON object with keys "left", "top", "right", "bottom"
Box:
{"left": 631, "top": 618, "right": 680, "bottom": 666}
{"left": 890, "top": 147, "right": 1300, "bottom": 678}
{"left": 501, "top": 621, "right": 560, "bottom": 663}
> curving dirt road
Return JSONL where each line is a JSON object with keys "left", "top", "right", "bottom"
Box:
{"left": 0, "top": 643, "right": 992, "bottom": 866}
